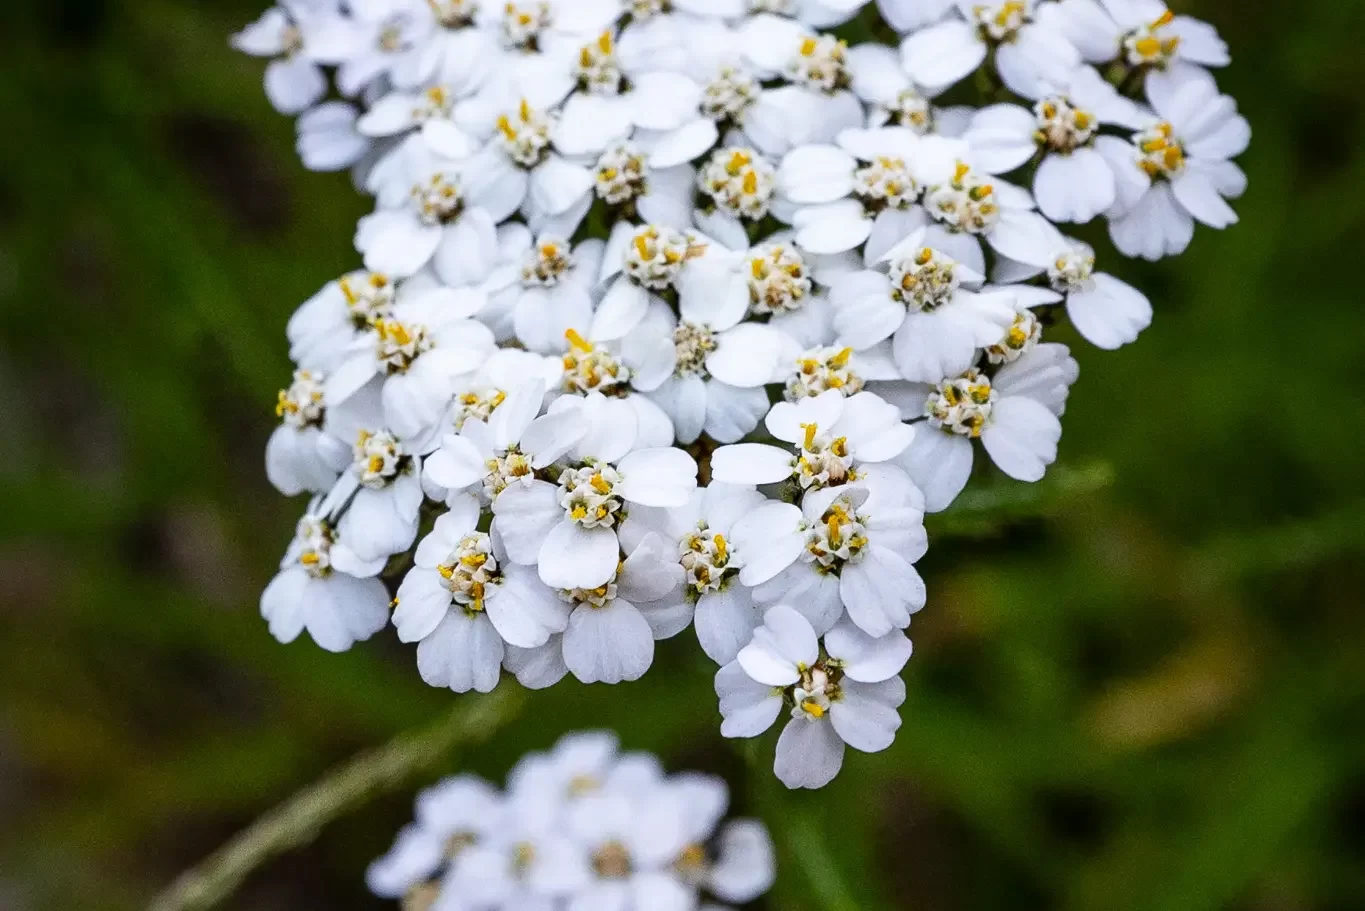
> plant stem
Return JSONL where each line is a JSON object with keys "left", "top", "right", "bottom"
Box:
{"left": 146, "top": 687, "right": 527, "bottom": 911}
{"left": 784, "top": 810, "right": 864, "bottom": 911}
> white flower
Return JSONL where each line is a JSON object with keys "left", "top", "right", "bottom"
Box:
{"left": 917, "top": 159, "right": 1058, "bottom": 273}
{"left": 590, "top": 222, "right": 711, "bottom": 342}
{"left": 783, "top": 343, "right": 901, "bottom": 401}
{"left": 901, "top": 0, "right": 1081, "bottom": 98}
{"left": 261, "top": 510, "right": 390, "bottom": 652}
{"left": 717, "top": 605, "right": 911, "bottom": 789}
{"left": 356, "top": 141, "right": 513, "bottom": 286}
{"left": 963, "top": 65, "right": 1146, "bottom": 222}
{"left": 423, "top": 376, "right": 583, "bottom": 508}
{"left": 389, "top": 0, "right": 499, "bottom": 91}
{"left": 1067, "top": 258, "right": 1153, "bottom": 352}
{"left": 485, "top": 0, "right": 623, "bottom": 57}
{"left": 777, "top": 127, "right": 966, "bottom": 259}
{"left": 366, "top": 774, "right": 503, "bottom": 898}
{"left": 696, "top": 145, "right": 779, "bottom": 230}
{"left": 287, "top": 269, "right": 396, "bottom": 372}
{"left": 730, "top": 464, "right": 928, "bottom": 637}
{"left": 511, "top": 235, "right": 604, "bottom": 353}
{"left": 445, "top": 348, "right": 566, "bottom": 435}
{"left": 356, "top": 79, "right": 506, "bottom": 161}
{"left": 232, "top": 1, "right": 333, "bottom": 114}
{"left": 892, "top": 343, "right": 1079, "bottom": 511}
{"left": 590, "top": 143, "right": 697, "bottom": 231}
{"left": 565, "top": 777, "right": 701, "bottom": 910}
{"left": 472, "top": 98, "right": 599, "bottom": 225}
{"left": 329, "top": 424, "right": 429, "bottom": 565}
{"left": 552, "top": 35, "right": 720, "bottom": 167}
{"left": 716, "top": 235, "right": 864, "bottom": 347}
{"left": 1098, "top": 67, "right": 1249, "bottom": 260}
{"left": 1043, "top": 0, "right": 1229, "bottom": 85}
{"left": 541, "top": 451, "right": 699, "bottom": 589}
{"left": 827, "top": 228, "right": 1019, "bottom": 381}
{"left": 626, "top": 256, "right": 799, "bottom": 444}
{"left": 308, "top": 0, "right": 432, "bottom": 97}
{"left": 845, "top": 41, "right": 957, "bottom": 133}
{"left": 445, "top": 814, "right": 592, "bottom": 907}
{"left": 482, "top": 390, "right": 697, "bottom": 589}
{"left": 1021, "top": 235, "right": 1153, "bottom": 349}
{"left": 395, "top": 495, "right": 571, "bottom": 693}
{"left": 324, "top": 288, "right": 496, "bottom": 443}
{"left": 557, "top": 531, "right": 684, "bottom": 684}
{"left": 266, "top": 368, "right": 351, "bottom": 496}
{"left": 729, "top": 15, "right": 866, "bottom": 152}
{"left": 620, "top": 483, "right": 770, "bottom": 664}
{"left": 710, "top": 388, "right": 914, "bottom": 489}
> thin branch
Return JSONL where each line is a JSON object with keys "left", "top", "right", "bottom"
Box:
{"left": 147, "top": 687, "right": 527, "bottom": 911}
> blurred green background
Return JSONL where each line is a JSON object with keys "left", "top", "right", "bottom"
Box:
{"left": 2, "top": 0, "right": 1364, "bottom": 908}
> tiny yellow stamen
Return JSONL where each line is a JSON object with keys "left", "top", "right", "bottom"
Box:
{"left": 565, "top": 328, "right": 593, "bottom": 352}
{"left": 801, "top": 422, "right": 818, "bottom": 450}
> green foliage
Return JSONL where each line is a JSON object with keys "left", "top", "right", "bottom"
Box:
{"left": 2, "top": 1, "right": 1364, "bottom": 909}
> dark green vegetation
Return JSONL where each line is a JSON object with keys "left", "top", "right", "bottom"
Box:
{"left": 2, "top": 0, "right": 1364, "bottom": 908}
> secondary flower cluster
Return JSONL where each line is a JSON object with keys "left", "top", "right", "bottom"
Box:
{"left": 366, "top": 731, "right": 775, "bottom": 910}
{"left": 246, "top": 0, "right": 1248, "bottom": 788}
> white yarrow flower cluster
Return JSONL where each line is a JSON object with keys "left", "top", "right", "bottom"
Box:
{"left": 366, "top": 731, "right": 776, "bottom": 911}
{"left": 244, "top": 0, "right": 1248, "bottom": 787}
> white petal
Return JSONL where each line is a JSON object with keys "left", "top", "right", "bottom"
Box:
{"left": 563, "top": 601, "right": 655, "bottom": 684}
{"left": 900, "top": 20, "right": 985, "bottom": 91}
{"left": 706, "top": 324, "right": 786, "bottom": 387}
{"left": 592, "top": 278, "right": 652, "bottom": 341}
{"left": 773, "top": 718, "right": 845, "bottom": 789}
{"left": 893, "top": 426, "right": 974, "bottom": 513}
{"left": 707, "top": 820, "right": 777, "bottom": 903}
{"left": 529, "top": 156, "right": 594, "bottom": 217}
{"left": 1067, "top": 272, "right": 1152, "bottom": 350}
{"left": 825, "top": 622, "right": 914, "bottom": 683}
{"left": 715, "top": 661, "right": 784, "bottom": 738}
{"left": 730, "top": 502, "right": 805, "bottom": 587}
{"left": 416, "top": 611, "right": 504, "bottom": 693}
{"left": 695, "top": 587, "right": 760, "bottom": 665}
{"left": 486, "top": 566, "right": 571, "bottom": 649}
{"left": 1034, "top": 149, "right": 1116, "bottom": 223}
{"left": 538, "top": 521, "right": 621, "bottom": 589}
{"left": 393, "top": 570, "right": 453, "bottom": 643}
{"left": 839, "top": 545, "right": 924, "bottom": 637}
{"left": 616, "top": 448, "right": 698, "bottom": 508}
{"left": 492, "top": 479, "right": 563, "bottom": 564}
{"left": 980, "top": 395, "right": 1062, "bottom": 481}
{"left": 737, "top": 604, "right": 818, "bottom": 687}
{"left": 710, "top": 443, "right": 793, "bottom": 485}
{"left": 704, "top": 384, "right": 770, "bottom": 445}
{"left": 829, "top": 679, "right": 904, "bottom": 752}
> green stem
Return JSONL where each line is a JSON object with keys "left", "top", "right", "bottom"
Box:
{"left": 783, "top": 811, "right": 864, "bottom": 911}
{"left": 146, "top": 688, "right": 527, "bottom": 911}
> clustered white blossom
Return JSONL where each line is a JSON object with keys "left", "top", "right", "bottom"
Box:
{"left": 247, "top": 0, "right": 1248, "bottom": 789}
{"left": 366, "top": 731, "right": 775, "bottom": 910}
